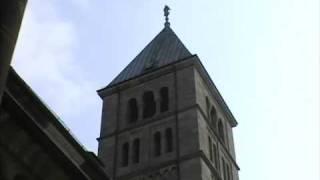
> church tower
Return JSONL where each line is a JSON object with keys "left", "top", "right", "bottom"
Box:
{"left": 97, "top": 6, "right": 240, "bottom": 180}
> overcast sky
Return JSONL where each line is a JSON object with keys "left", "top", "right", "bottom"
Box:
{"left": 12, "top": 0, "right": 319, "bottom": 180}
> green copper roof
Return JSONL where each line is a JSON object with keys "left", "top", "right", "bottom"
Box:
{"left": 107, "top": 26, "right": 192, "bottom": 87}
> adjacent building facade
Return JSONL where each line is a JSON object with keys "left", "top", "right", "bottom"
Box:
{"left": 0, "top": 0, "right": 27, "bottom": 102}
{"left": 0, "top": 1, "right": 110, "bottom": 180}
{"left": 97, "top": 9, "right": 240, "bottom": 180}
{"left": 1, "top": 68, "right": 110, "bottom": 180}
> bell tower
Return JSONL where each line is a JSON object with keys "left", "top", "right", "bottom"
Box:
{"left": 97, "top": 6, "right": 240, "bottom": 180}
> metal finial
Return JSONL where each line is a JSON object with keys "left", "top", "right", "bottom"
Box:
{"left": 164, "top": 5, "right": 170, "bottom": 27}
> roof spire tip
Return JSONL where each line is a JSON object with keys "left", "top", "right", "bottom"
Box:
{"left": 164, "top": 5, "right": 170, "bottom": 27}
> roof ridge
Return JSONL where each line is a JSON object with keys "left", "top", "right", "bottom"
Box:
{"left": 105, "top": 26, "right": 192, "bottom": 88}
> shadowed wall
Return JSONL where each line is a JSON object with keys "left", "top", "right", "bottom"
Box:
{"left": 0, "top": 0, "right": 27, "bottom": 103}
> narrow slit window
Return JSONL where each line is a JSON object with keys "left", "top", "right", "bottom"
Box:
{"left": 222, "top": 158, "right": 226, "bottom": 180}
{"left": 213, "top": 144, "right": 218, "bottom": 166}
{"left": 218, "top": 120, "right": 225, "bottom": 142}
{"left": 153, "top": 132, "right": 161, "bottom": 157}
{"left": 127, "top": 98, "right": 138, "bottom": 123}
{"left": 210, "top": 107, "right": 217, "bottom": 129}
{"left": 160, "top": 87, "right": 169, "bottom": 112}
{"left": 206, "top": 97, "right": 210, "bottom": 117}
{"left": 165, "top": 128, "right": 173, "bottom": 153}
{"left": 121, "top": 142, "right": 129, "bottom": 167}
{"left": 132, "top": 138, "right": 140, "bottom": 163}
{"left": 143, "top": 91, "right": 156, "bottom": 118}
{"left": 208, "top": 136, "right": 213, "bottom": 162}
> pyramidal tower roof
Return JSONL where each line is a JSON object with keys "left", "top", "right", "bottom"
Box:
{"left": 107, "top": 6, "right": 192, "bottom": 87}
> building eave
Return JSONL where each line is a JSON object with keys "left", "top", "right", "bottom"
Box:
{"left": 97, "top": 55, "right": 197, "bottom": 98}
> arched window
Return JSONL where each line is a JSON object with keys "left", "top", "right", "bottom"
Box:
{"left": 127, "top": 98, "right": 138, "bottom": 123}
{"left": 132, "top": 138, "right": 140, "bottom": 163}
{"left": 121, "top": 142, "right": 129, "bottom": 167}
{"left": 160, "top": 87, "right": 169, "bottom": 112}
{"left": 210, "top": 107, "right": 217, "bottom": 128}
{"left": 218, "top": 120, "right": 225, "bottom": 142}
{"left": 143, "top": 91, "right": 156, "bottom": 118}
{"left": 165, "top": 128, "right": 173, "bottom": 153}
{"left": 153, "top": 132, "right": 161, "bottom": 157}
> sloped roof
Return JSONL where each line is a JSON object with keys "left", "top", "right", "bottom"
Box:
{"left": 107, "top": 26, "right": 192, "bottom": 87}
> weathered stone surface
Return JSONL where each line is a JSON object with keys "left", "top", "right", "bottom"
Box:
{"left": 98, "top": 26, "right": 240, "bottom": 180}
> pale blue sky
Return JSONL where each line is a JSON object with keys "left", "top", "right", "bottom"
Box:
{"left": 12, "top": 0, "right": 319, "bottom": 180}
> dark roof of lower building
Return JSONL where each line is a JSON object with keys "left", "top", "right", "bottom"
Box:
{"left": 3, "top": 67, "right": 110, "bottom": 180}
{"left": 107, "top": 26, "right": 192, "bottom": 87}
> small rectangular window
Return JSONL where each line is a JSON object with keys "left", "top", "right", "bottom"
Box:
{"left": 154, "top": 132, "right": 161, "bottom": 157}
{"left": 165, "top": 128, "right": 173, "bottom": 153}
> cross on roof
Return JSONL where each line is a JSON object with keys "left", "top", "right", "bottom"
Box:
{"left": 164, "top": 5, "right": 170, "bottom": 27}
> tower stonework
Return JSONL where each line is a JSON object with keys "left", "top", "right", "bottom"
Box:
{"left": 97, "top": 10, "right": 240, "bottom": 180}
